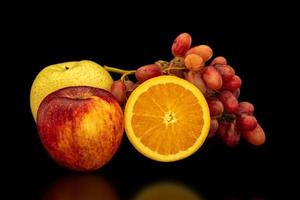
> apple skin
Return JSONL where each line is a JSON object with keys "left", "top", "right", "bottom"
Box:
{"left": 30, "top": 60, "right": 113, "bottom": 122}
{"left": 37, "top": 86, "right": 124, "bottom": 171}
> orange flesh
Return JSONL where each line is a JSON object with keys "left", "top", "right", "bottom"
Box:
{"left": 131, "top": 83, "right": 204, "bottom": 155}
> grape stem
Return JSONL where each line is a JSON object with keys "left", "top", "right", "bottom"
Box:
{"left": 165, "top": 66, "right": 186, "bottom": 70}
{"left": 164, "top": 66, "right": 186, "bottom": 74}
{"left": 104, "top": 65, "right": 136, "bottom": 75}
{"left": 217, "top": 112, "right": 236, "bottom": 122}
{"left": 104, "top": 65, "right": 136, "bottom": 81}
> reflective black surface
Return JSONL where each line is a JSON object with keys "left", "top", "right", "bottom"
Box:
{"left": 19, "top": 142, "right": 274, "bottom": 199}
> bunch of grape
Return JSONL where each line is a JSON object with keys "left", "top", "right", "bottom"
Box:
{"left": 110, "top": 33, "right": 266, "bottom": 147}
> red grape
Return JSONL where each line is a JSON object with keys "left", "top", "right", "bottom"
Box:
{"left": 217, "top": 121, "right": 230, "bottom": 138}
{"left": 111, "top": 80, "right": 127, "bottom": 103}
{"left": 224, "top": 126, "right": 241, "bottom": 147}
{"left": 135, "top": 64, "right": 162, "bottom": 82}
{"left": 171, "top": 33, "right": 192, "bottom": 57}
{"left": 126, "top": 82, "right": 141, "bottom": 98}
{"left": 207, "top": 97, "right": 224, "bottom": 116}
{"left": 232, "top": 88, "right": 240, "bottom": 98}
{"left": 184, "top": 54, "right": 204, "bottom": 71}
{"left": 185, "top": 45, "right": 213, "bottom": 62}
{"left": 208, "top": 119, "right": 219, "bottom": 138}
{"left": 218, "top": 90, "right": 239, "bottom": 113}
{"left": 124, "top": 80, "right": 135, "bottom": 92}
{"left": 132, "top": 82, "right": 141, "bottom": 90}
{"left": 184, "top": 71, "right": 207, "bottom": 94}
{"left": 218, "top": 122, "right": 240, "bottom": 147}
{"left": 222, "top": 75, "right": 242, "bottom": 91}
{"left": 238, "top": 102, "right": 254, "bottom": 115}
{"left": 242, "top": 124, "right": 266, "bottom": 146}
{"left": 210, "top": 56, "right": 227, "bottom": 66}
{"left": 237, "top": 113, "right": 257, "bottom": 131}
{"left": 215, "top": 65, "right": 235, "bottom": 82}
{"left": 202, "top": 66, "right": 223, "bottom": 90}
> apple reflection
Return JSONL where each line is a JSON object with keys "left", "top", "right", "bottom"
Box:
{"left": 132, "top": 181, "right": 202, "bottom": 200}
{"left": 43, "top": 174, "right": 119, "bottom": 200}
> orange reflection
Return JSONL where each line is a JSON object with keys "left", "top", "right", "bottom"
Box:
{"left": 132, "top": 181, "right": 202, "bottom": 200}
{"left": 43, "top": 174, "right": 119, "bottom": 200}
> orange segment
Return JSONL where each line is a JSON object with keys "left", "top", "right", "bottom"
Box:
{"left": 125, "top": 75, "right": 210, "bottom": 162}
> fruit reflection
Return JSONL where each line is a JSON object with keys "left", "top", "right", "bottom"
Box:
{"left": 43, "top": 174, "right": 119, "bottom": 200}
{"left": 133, "top": 181, "right": 202, "bottom": 200}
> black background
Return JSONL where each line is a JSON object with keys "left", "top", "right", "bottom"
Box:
{"left": 5, "top": 4, "right": 290, "bottom": 199}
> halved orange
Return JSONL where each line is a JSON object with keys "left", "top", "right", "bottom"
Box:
{"left": 124, "top": 75, "right": 210, "bottom": 162}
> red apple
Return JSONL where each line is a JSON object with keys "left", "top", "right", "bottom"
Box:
{"left": 37, "top": 86, "right": 124, "bottom": 171}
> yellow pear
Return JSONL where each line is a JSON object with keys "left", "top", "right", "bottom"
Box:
{"left": 30, "top": 60, "right": 113, "bottom": 121}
